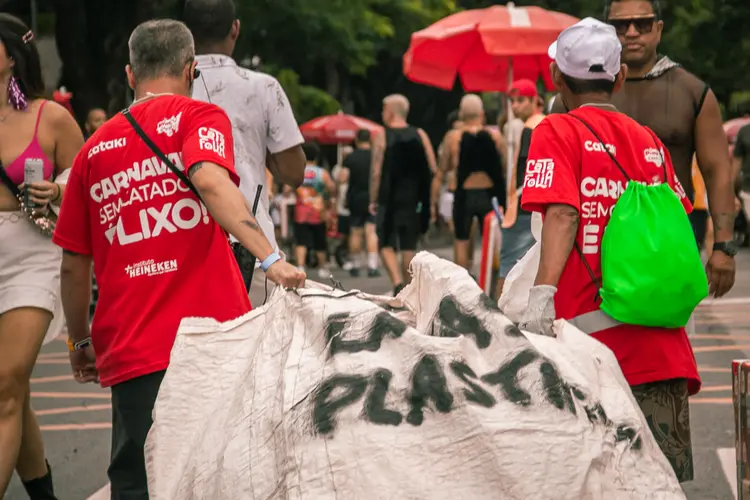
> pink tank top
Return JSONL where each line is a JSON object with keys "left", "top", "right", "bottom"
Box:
{"left": 2, "top": 101, "right": 54, "bottom": 184}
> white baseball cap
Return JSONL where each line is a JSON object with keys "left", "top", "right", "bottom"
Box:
{"left": 548, "top": 17, "right": 622, "bottom": 82}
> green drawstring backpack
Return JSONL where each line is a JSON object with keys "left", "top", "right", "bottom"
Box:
{"left": 571, "top": 115, "right": 708, "bottom": 328}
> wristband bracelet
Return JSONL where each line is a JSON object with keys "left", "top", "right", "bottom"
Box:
{"left": 66, "top": 337, "right": 92, "bottom": 352}
{"left": 261, "top": 252, "right": 281, "bottom": 271}
{"left": 51, "top": 183, "right": 61, "bottom": 203}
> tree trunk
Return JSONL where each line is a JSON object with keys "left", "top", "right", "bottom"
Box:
{"left": 325, "top": 60, "right": 341, "bottom": 101}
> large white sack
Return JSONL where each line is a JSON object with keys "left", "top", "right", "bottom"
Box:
{"left": 497, "top": 211, "right": 543, "bottom": 323}
{"left": 497, "top": 240, "right": 540, "bottom": 323}
{"left": 145, "top": 252, "right": 684, "bottom": 500}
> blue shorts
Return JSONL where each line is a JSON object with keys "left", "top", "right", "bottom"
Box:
{"left": 499, "top": 212, "right": 535, "bottom": 279}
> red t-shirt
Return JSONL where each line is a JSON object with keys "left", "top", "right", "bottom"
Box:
{"left": 53, "top": 95, "right": 251, "bottom": 387}
{"left": 521, "top": 106, "right": 701, "bottom": 395}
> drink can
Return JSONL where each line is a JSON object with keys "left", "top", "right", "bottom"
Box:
{"left": 23, "top": 158, "right": 44, "bottom": 208}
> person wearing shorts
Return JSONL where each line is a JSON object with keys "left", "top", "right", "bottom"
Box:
{"left": 370, "top": 95, "right": 436, "bottom": 295}
{"left": 291, "top": 142, "right": 336, "bottom": 278}
{"left": 440, "top": 95, "right": 506, "bottom": 272}
{"left": 342, "top": 130, "right": 381, "bottom": 277}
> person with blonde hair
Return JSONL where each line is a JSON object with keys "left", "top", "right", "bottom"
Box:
{"left": 370, "top": 94, "right": 436, "bottom": 295}
{"left": 433, "top": 93, "right": 506, "bottom": 272}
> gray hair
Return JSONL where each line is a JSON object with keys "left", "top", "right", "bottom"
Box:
{"left": 128, "top": 19, "right": 195, "bottom": 82}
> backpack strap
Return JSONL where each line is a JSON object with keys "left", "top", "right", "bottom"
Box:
{"left": 573, "top": 241, "right": 602, "bottom": 303}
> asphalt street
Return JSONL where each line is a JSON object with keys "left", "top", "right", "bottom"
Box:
{"left": 4, "top": 247, "right": 749, "bottom": 500}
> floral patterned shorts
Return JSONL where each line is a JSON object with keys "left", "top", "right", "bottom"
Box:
{"left": 631, "top": 378, "right": 693, "bottom": 482}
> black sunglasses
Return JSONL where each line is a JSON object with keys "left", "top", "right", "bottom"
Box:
{"left": 607, "top": 16, "right": 656, "bottom": 36}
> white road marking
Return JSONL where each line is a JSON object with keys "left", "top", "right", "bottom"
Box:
{"left": 87, "top": 482, "right": 110, "bottom": 500}
{"left": 717, "top": 447, "right": 738, "bottom": 500}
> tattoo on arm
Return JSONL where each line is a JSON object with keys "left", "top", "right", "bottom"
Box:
{"left": 370, "top": 142, "right": 384, "bottom": 203}
{"left": 241, "top": 218, "right": 262, "bottom": 232}
{"left": 188, "top": 162, "right": 206, "bottom": 178}
{"left": 711, "top": 211, "right": 736, "bottom": 232}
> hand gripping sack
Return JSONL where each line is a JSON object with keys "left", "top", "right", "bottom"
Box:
{"left": 572, "top": 116, "right": 708, "bottom": 328}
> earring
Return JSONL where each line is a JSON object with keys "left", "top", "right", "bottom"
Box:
{"left": 8, "top": 75, "right": 28, "bottom": 111}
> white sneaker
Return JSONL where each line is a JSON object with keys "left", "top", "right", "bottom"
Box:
{"left": 317, "top": 268, "right": 330, "bottom": 279}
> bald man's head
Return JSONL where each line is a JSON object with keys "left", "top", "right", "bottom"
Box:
{"left": 382, "top": 94, "right": 410, "bottom": 121}
{"left": 459, "top": 94, "right": 484, "bottom": 122}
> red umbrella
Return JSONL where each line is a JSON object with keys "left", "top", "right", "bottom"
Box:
{"left": 403, "top": 3, "right": 578, "bottom": 92}
{"left": 299, "top": 111, "right": 383, "bottom": 145}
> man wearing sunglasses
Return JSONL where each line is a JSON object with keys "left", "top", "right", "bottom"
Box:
{"left": 550, "top": 0, "right": 737, "bottom": 300}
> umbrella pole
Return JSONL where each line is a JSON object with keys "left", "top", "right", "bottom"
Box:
{"left": 337, "top": 143, "right": 342, "bottom": 167}
{"left": 505, "top": 60, "right": 516, "bottom": 207}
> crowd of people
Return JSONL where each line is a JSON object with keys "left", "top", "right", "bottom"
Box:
{"left": 0, "top": 0, "right": 747, "bottom": 498}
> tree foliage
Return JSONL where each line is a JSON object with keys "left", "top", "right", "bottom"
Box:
{"left": 4, "top": 0, "right": 749, "bottom": 136}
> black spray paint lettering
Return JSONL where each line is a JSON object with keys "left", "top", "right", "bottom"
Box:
{"left": 311, "top": 354, "right": 455, "bottom": 435}
{"left": 312, "top": 374, "right": 368, "bottom": 435}
{"left": 312, "top": 307, "right": 641, "bottom": 452}
{"left": 406, "top": 355, "right": 454, "bottom": 425}
{"left": 615, "top": 424, "right": 643, "bottom": 451}
{"left": 364, "top": 369, "right": 402, "bottom": 427}
{"left": 325, "top": 311, "right": 407, "bottom": 358}
{"left": 435, "top": 296, "right": 492, "bottom": 348}
{"left": 450, "top": 361, "right": 495, "bottom": 407}
{"left": 313, "top": 349, "right": 580, "bottom": 434}
{"left": 481, "top": 348, "right": 539, "bottom": 406}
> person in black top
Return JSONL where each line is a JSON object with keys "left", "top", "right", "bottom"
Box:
{"left": 370, "top": 94, "right": 436, "bottom": 295}
{"left": 438, "top": 94, "right": 506, "bottom": 272}
{"left": 341, "top": 129, "right": 381, "bottom": 277}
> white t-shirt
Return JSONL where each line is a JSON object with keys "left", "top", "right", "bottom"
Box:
{"left": 192, "top": 54, "right": 304, "bottom": 254}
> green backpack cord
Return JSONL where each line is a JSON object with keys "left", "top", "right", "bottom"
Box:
{"left": 571, "top": 115, "right": 708, "bottom": 328}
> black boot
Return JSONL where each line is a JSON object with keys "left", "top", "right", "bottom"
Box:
{"left": 21, "top": 460, "right": 57, "bottom": 500}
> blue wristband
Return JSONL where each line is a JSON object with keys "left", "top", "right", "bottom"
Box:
{"left": 261, "top": 252, "right": 281, "bottom": 271}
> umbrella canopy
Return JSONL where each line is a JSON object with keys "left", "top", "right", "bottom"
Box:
{"left": 403, "top": 3, "right": 578, "bottom": 92}
{"left": 299, "top": 112, "right": 383, "bottom": 145}
{"left": 724, "top": 117, "right": 750, "bottom": 145}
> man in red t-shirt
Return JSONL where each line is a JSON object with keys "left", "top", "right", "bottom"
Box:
{"left": 53, "top": 19, "right": 305, "bottom": 497}
{"left": 518, "top": 18, "right": 699, "bottom": 483}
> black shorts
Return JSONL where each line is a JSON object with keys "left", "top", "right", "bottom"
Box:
{"left": 295, "top": 222, "right": 327, "bottom": 251}
{"left": 453, "top": 188, "right": 494, "bottom": 240}
{"left": 350, "top": 211, "right": 375, "bottom": 228}
{"left": 377, "top": 208, "right": 420, "bottom": 251}
{"left": 109, "top": 370, "right": 165, "bottom": 499}
{"left": 337, "top": 215, "right": 351, "bottom": 236}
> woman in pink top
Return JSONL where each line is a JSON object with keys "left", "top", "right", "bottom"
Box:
{"left": 0, "top": 14, "right": 84, "bottom": 499}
